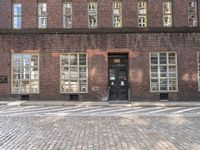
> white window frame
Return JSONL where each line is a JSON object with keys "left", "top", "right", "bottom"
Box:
{"left": 38, "top": 2, "right": 47, "bottom": 29}
{"left": 138, "top": 1, "right": 147, "bottom": 27}
{"left": 60, "top": 53, "right": 88, "bottom": 94}
{"left": 13, "top": 3, "right": 22, "bottom": 29}
{"left": 113, "top": 1, "right": 122, "bottom": 28}
{"left": 149, "top": 52, "right": 178, "bottom": 93}
{"left": 198, "top": 52, "right": 200, "bottom": 91}
{"left": 163, "top": 0, "right": 172, "bottom": 27}
{"left": 188, "top": 0, "right": 198, "bottom": 27}
{"left": 88, "top": 1, "right": 97, "bottom": 28}
{"left": 63, "top": 2, "right": 72, "bottom": 28}
{"left": 11, "top": 53, "right": 40, "bottom": 94}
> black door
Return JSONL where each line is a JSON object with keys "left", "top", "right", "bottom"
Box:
{"left": 108, "top": 54, "right": 128, "bottom": 100}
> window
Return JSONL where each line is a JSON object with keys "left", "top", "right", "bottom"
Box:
{"left": 163, "top": 0, "right": 172, "bottom": 27}
{"left": 138, "top": 1, "right": 147, "bottom": 27}
{"left": 60, "top": 53, "right": 88, "bottom": 93}
{"left": 13, "top": 3, "right": 22, "bottom": 29}
{"left": 63, "top": 2, "right": 72, "bottom": 28}
{"left": 113, "top": 1, "right": 122, "bottom": 28}
{"left": 188, "top": 0, "right": 198, "bottom": 27}
{"left": 150, "top": 52, "right": 177, "bottom": 92}
{"left": 12, "top": 54, "right": 39, "bottom": 94}
{"left": 38, "top": 3, "right": 47, "bottom": 28}
{"left": 88, "top": 1, "right": 97, "bottom": 28}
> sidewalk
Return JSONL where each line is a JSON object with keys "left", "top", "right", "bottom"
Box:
{"left": 1, "top": 100, "right": 200, "bottom": 107}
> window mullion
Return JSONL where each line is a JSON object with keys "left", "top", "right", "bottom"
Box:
{"left": 158, "top": 53, "right": 160, "bottom": 92}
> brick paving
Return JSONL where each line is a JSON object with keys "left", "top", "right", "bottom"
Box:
{"left": 0, "top": 106, "right": 200, "bottom": 150}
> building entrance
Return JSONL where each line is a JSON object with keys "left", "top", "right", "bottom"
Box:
{"left": 108, "top": 54, "right": 129, "bottom": 100}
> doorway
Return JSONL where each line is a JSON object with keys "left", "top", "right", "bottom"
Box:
{"left": 108, "top": 54, "right": 129, "bottom": 100}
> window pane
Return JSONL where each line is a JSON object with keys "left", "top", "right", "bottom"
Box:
{"left": 70, "top": 80, "right": 78, "bottom": 92}
{"left": 21, "top": 55, "right": 30, "bottom": 67}
{"left": 79, "top": 80, "right": 87, "bottom": 92}
{"left": 63, "top": 3, "right": 72, "bottom": 15}
{"left": 163, "top": 2, "right": 172, "bottom": 14}
{"left": 13, "top": 17, "right": 21, "bottom": 29}
{"left": 169, "top": 66, "right": 176, "bottom": 77}
{"left": 31, "top": 55, "right": 39, "bottom": 67}
{"left": 38, "top": 17, "right": 47, "bottom": 28}
{"left": 151, "top": 79, "right": 158, "bottom": 91}
{"left": 151, "top": 53, "right": 158, "bottom": 64}
{"left": 168, "top": 53, "right": 176, "bottom": 64}
{"left": 21, "top": 80, "right": 30, "bottom": 93}
{"left": 169, "top": 79, "right": 176, "bottom": 91}
{"left": 13, "top": 4, "right": 21, "bottom": 16}
{"left": 38, "top": 3, "right": 47, "bottom": 16}
{"left": 31, "top": 67, "right": 39, "bottom": 79}
{"left": 64, "top": 16, "right": 72, "bottom": 28}
{"left": 151, "top": 66, "right": 158, "bottom": 77}
{"left": 70, "top": 67, "right": 78, "bottom": 78}
{"left": 138, "top": 1, "right": 147, "bottom": 14}
{"left": 12, "top": 54, "right": 21, "bottom": 67}
{"left": 79, "top": 54, "right": 86, "bottom": 65}
{"left": 61, "top": 80, "right": 70, "bottom": 93}
{"left": 70, "top": 54, "right": 78, "bottom": 65}
{"left": 160, "top": 66, "right": 167, "bottom": 77}
{"left": 12, "top": 80, "right": 21, "bottom": 93}
{"left": 160, "top": 53, "right": 167, "bottom": 64}
{"left": 160, "top": 79, "right": 168, "bottom": 91}
{"left": 79, "top": 67, "right": 86, "bottom": 78}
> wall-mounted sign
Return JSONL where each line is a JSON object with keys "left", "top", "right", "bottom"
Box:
{"left": 0, "top": 76, "right": 8, "bottom": 83}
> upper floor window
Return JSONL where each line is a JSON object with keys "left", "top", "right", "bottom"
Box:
{"left": 88, "top": 1, "right": 97, "bottom": 28}
{"left": 63, "top": 2, "right": 72, "bottom": 28}
{"left": 38, "top": 3, "right": 47, "bottom": 29}
{"left": 138, "top": 1, "right": 147, "bottom": 27}
{"left": 163, "top": 0, "right": 172, "bottom": 27}
{"left": 188, "top": 0, "right": 198, "bottom": 27}
{"left": 13, "top": 3, "right": 22, "bottom": 29}
{"left": 113, "top": 1, "right": 122, "bottom": 28}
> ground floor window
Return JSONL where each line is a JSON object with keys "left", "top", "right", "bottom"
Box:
{"left": 60, "top": 53, "right": 88, "bottom": 93}
{"left": 12, "top": 54, "right": 39, "bottom": 94}
{"left": 150, "top": 52, "right": 177, "bottom": 92}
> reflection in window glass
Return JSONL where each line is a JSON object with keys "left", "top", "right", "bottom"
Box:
{"left": 150, "top": 52, "right": 177, "bottom": 92}
{"left": 60, "top": 53, "right": 88, "bottom": 93}
{"left": 12, "top": 54, "right": 39, "bottom": 94}
{"left": 13, "top": 3, "right": 22, "bottom": 29}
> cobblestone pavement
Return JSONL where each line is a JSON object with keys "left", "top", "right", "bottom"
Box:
{"left": 0, "top": 106, "right": 200, "bottom": 150}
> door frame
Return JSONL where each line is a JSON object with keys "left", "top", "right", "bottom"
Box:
{"left": 108, "top": 53, "right": 130, "bottom": 101}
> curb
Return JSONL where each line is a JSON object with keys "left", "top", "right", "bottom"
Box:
{"left": 1, "top": 101, "right": 200, "bottom": 107}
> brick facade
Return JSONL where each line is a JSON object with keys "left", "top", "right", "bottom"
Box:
{"left": 0, "top": 0, "right": 200, "bottom": 101}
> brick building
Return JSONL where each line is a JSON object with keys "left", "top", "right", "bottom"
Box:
{"left": 0, "top": 0, "right": 200, "bottom": 101}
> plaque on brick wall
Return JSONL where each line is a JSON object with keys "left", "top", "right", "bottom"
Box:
{"left": 0, "top": 76, "right": 8, "bottom": 83}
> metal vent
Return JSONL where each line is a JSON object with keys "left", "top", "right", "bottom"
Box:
{"left": 160, "top": 93, "right": 169, "bottom": 100}
{"left": 21, "top": 95, "right": 30, "bottom": 100}
{"left": 69, "top": 94, "right": 79, "bottom": 101}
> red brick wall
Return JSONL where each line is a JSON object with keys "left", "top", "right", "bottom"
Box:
{"left": 0, "top": 33, "right": 200, "bottom": 101}
{"left": 0, "top": 0, "right": 199, "bottom": 29}
{"left": 0, "top": 0, "right": 12, "bottom": 29}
